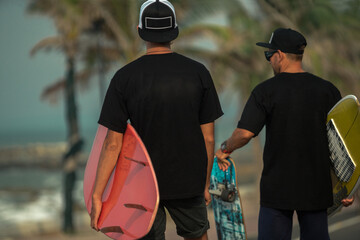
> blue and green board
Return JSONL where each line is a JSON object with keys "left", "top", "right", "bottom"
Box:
{"left": 210, "top": 157, "right": 247, "bottom": 240}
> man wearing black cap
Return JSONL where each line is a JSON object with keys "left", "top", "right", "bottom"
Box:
{"left": 90, "top": 1, "right": 223, "bottom": 239}
{"left": 215, "top": 28, "right": 353, "bottom": 239}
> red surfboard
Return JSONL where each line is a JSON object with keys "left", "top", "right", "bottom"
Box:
{"left": 83, "top": 124, "right": 159, "bottom": 240}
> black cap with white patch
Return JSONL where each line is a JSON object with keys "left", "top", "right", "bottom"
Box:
{"left": 138, "top": 0, "right": 179, "bottom": 43}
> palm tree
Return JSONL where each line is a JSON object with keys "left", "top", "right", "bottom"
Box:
{"left": 27, "top": 0, "right": 96, "bottom": 233}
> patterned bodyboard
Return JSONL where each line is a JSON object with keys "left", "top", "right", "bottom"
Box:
{"left": 210, "top": 157, "right": 247, "bottom": 240}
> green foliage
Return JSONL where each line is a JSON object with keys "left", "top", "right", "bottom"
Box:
{"left": 28, "top": 0, "right": 360, "bottom": 101}
{"left": 301, "top": 5, "right": 336, "bottom": 30}
{"left": 257, "top": 0, "right": 360, "bottom": 97}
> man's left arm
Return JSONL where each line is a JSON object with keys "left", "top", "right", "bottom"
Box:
{"left": 201, "top": 122, "right": 215, "bottom": 206}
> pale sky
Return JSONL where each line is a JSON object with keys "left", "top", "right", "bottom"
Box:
{"left": 0, "top": 0, "right": 103, "bottom": 146}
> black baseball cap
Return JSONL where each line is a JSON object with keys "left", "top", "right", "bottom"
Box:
{"left": 138, "top": 0, "right": 179, "bottom": 43}
{"left": 256, "top": 28, "right": 307, "bottom": 54}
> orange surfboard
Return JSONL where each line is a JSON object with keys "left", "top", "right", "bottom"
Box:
{"left": 83, "top": 124, "right": 159, "bottom": 240}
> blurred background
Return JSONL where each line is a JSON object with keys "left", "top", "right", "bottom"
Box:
{"left": 0, "top": 0, "right": 359, "bottom": 239}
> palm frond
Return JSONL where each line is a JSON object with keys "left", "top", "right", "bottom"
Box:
{"left": 30, "top": 36, "right": 63, "bottom": 56}
{"left": 41, "top": 68, "right": 96, "bottom": 104}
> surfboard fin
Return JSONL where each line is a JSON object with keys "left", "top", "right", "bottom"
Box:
{"left": 124, "top": 203, "right": 153, "bottom": 212}
{"left": 125, "top": 156, "right": 149, "bottom": 166}
{"left": 101, "top": 226, "right": 124, "bottom": 234}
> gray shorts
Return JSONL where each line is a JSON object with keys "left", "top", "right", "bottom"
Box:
{"left": 139, "top": 195, "right": 210, "bottom": 240}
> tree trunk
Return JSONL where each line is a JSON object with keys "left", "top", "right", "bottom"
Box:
{"left": 97, "top": 34, "right": 106, "bottom": 105}
{"left": 65, "top": 57, "right": 79, "bottom": 139}
{"left": 63, "top": 56, "right": 83, "bottom": 233}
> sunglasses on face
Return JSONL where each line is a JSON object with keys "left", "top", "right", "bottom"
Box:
{"left": 264, "top": 50, "right": 278, "bottom": 61}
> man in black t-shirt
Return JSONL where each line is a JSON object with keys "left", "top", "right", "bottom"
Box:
{"left": 90, "top": 1, "right": 223, "bottom": 239}
{"left": 215, "top": 28, "right": 353, "bottom": 239}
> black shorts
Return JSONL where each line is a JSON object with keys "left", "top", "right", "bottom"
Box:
{"left": 139, "top": 195, "right": 209, "bottom": 240}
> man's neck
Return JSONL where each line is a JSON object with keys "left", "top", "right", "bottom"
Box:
{"left": 280, "top": 61, "right": 305, "bottom": 73}
{"left": 146, "top": 42, "right": 172, "bottom": 55}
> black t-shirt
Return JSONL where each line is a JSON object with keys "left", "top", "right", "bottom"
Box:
{"left": 238, "top": 72, "right": 341, "bottom": 210}
{"left": 98, "top": 52, "right": 223, "bottom": 199}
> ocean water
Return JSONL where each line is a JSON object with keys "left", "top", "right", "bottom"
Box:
{"left": 0, "top": 130, "right": 65, "bottom": 147}
{"left": 0, "top": 126, "right": 98, "bottom": 153}
{"left": 0, "top": 168, "right": 86, "bottom": 236}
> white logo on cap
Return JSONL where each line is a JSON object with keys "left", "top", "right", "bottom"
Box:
{"left": 269, "top": 32, "right": 274, "bottom": 43}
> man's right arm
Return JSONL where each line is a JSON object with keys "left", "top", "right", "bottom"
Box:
{"left": 91, "top": 129, "right": 123, "bottom": 231}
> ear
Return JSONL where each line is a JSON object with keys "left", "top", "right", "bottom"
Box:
{"left": 278, "top": 50, "right": 284, "bottom": 59}
{"left": 277, "top": 50, "right": 286, "bottom": 62}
